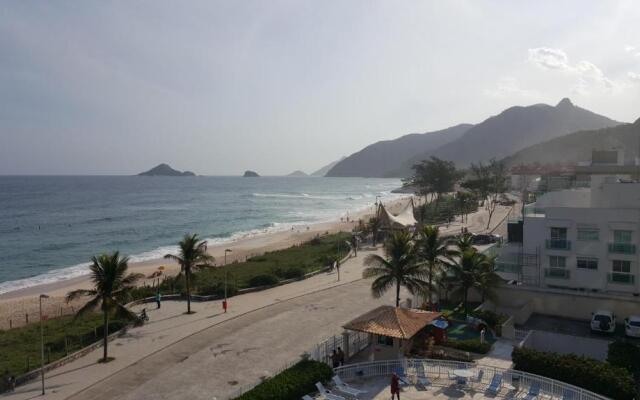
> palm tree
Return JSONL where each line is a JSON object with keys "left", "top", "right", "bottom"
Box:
{"left": 416, "top": 225, "right": 453, "bottom": 309}
{"left": 66, "top": 252, "right": 142, "bottom": 362}
{"left": 164, "top": 234, "right": 214, "bottom": 314}
{"left": 455, "top": 232, "right": 474, "bottom": 253}
{"left": 473, "top": 255, "right": 501, "bottom": 303}
{"left": 445, "top": 248, "right": 492, "bottom": 314}
{"left": 363, "top": 231, "right": 428, "bottom": 307}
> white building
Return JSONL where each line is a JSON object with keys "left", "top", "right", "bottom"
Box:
{"left": 498, "top": 174, "right": 640, "bottom": 296}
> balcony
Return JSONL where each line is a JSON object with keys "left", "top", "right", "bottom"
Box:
{"left": 544, "top": 268, "right": 570, "bottom": 279}
{"left": 608, "top": 273, "right": 635, "bottom": 285}
{"left": 608, "top": 242, "right": 636, "bottom": 254}
{"left": 546, "top": 239, "right": 571, "bottom": 250}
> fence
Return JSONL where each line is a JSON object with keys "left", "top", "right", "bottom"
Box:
{"left": 307, "top": 331, "right": 369, "bottom": 365}
{"left": 2, "top": 305, "right": 78, "bottom": 330}
{"left": 334, "top": 358, "right": 611, "bottom": 400}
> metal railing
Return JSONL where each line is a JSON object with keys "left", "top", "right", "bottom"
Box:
{"left": 544, "top": 268, "right": 570, "bottom": 279}
{"left": 608, "top": 242, "right": 636, "bottom": 254}
{"left": 334, "top": 359, "right": 610, "bottom": 400}
{"left": 546, "top": 239, "right": 571, "bottom": 250}
{"left": 607, "top": 273, "right": 635, "bottom": 285}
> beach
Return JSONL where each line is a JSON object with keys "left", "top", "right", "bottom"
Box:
{"left": 0, "top": 196, "right": 413, "bottom": 329}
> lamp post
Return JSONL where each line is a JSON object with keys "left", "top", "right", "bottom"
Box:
{"left": 224, "top": 249, "right": 232, "bottom": 312}
{"left": 39, "top": 294, "right": 49, "bottom": 396}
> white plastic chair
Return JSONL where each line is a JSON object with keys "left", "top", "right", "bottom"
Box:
{"left": 315, "top": 382, "right": 345, "bottom": 400}
{"left": 332, "top": 376, "right": 367, "bottom": 396}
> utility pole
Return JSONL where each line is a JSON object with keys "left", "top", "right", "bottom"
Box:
{"left": 224, "top": 249, "right": 232, "bottom": 312}
{"left": 39, "top": 294, "right": 50, "bottom": 396}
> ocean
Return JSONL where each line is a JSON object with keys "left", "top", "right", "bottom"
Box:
{"left": 0, "top": 175, "right": 402, "bottom": 294}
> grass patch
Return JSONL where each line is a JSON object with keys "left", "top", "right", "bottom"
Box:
{"left": 0, "top": 313, "right": 125, "bottom": 379}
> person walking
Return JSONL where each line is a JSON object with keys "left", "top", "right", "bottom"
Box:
{"left": 8, "top": 375, "right": 15, "bottom": 392}
{"left": 155, "top": 291, "right": 162, "bottom": 309}
{"left": 330, "top": 350, "right": 339, "bottom": 368}
{"left": 337, "top": 347, "right": 345, "bottom": 366}
{"left": 390, "top": 372, "right": 401, "bottom": 400}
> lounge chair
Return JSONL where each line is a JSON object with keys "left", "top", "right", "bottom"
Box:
{"left": 414, "top": 363, "right": 431, "bottom": 387}
{"left": 394, "top": 367, "right": 410, "bottom": 385}
{"left": 524, "top": 381, "right": 541, "bottom": 400}
{"left": 315, "top": 382, "right": 345, "bottom": 400}
{"left": 332, "top": 376, "right": 367, "bottom": 396}
{"left": 485, "top": 373, "right": 503, "bottom": 395}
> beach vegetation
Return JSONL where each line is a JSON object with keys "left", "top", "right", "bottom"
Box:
{"left": 363, "top": 231, "right": 428, "bottom": 307}
{"left": 248, "top": 274, "right": 279, "bottom": 288}
{"left": 66, "top": 252, "right": 143, "bottom": 362}
{"left": 415, "top": 225, "right": 454, "bottom": 308}
{"left": 415, "top": 193, "right": 478, "bottom": 225}
{"left": 404, "top": 156, "right": 461, "bottom": 209}
{"left": 164, "top": 234, "right": 214, "bottom": 314}
{"left": 444, "top": 248, "right": 496, "bottom": 314}
{"left": 462, "top": 159, "right": 508, "bottom": 229}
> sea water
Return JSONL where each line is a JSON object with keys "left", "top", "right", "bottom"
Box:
{"left": 0, "top": 175, "right": 402, "bottom": 294}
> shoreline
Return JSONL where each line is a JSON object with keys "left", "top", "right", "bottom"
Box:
{"left": 0, "top": 196, "right": 413, "bottom": 327}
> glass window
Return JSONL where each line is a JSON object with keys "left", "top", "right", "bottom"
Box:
{"left": 614, "top": 230, "right": 632, "bottom": 243}
{"left": 549, "top": 256, "right": 566, "bottom": 268}
{"left": 613, "top": 260, "right": 631, "bottom": 273}
{"left": 577, "top": 229, "right": 599, "bottom": 241}
{"left": 577, "top": 257, "right": 598, "bottom": 270}
{"left": 550, "top": 227, "right": 567, "bottom": 240}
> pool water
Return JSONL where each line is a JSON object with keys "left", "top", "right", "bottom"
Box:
{"left": 447, "top": 321, "right": 496, "bottom": 343}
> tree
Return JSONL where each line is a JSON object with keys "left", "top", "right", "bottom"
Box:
{"left": 416, "top": 225, "right": 454, "bottom": 309}
{"left": 445, "top": 248, "right": 493, "bottom": 314}
{"left": 404, "top": 156, "right": 460, "bottom": 211}
{"left": 473, "top": 255, "right": 501, "bottom": 302}
{"left": 455, "top": 191, "right": 475, "bottom": 223}
{"left": 164, "top": 234, "right": 214, "bottom": 314}
{"left": 362, "top": 231, "right": 428, "bottom": 307}
{"left": 455, "top": 232, "right": 474, "bottom": 253}
{"left": 66, "top": 252, "right": 142, "bottom": 362}
{"left": 462, "top": 159, "right": 508, "bottom": 229}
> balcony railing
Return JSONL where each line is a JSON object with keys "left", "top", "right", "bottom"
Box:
{"left": 545, "top": 268, "right": 570, "bottom": 279}
{"left": 546, "top": 239, "right": 571, "bottom": 250}
{"left": 608, "top": 273, "right": 635, "bottom": 285}
{"left": 608, "top": 242, "right": 636, "bottom": 254}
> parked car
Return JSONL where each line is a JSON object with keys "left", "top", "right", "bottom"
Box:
{"left": 625, "top": 315, "right": 640, "bottom": 337}
{"left": 470, "top": 233, "right": 502, "bottom": 245}
{"left": 590, "top": 310, "right": 616, "bottom": 334}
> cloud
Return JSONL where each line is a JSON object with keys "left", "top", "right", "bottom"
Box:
{"left": 624, "top": 45, "right": 640, "bottom": 57}
{"left": 528, "top": 47, "right": 618, "bottom": 94}
{"left": 629, "top": 72, "right": 640, "bottom": 82}
{"left": 484, "top": 77, "right": 539, "bottom": 98}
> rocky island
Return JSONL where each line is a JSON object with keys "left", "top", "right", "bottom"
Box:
{"left": 243, "top": 170, "right": 260, "bottom": 177}
{"left": 138, "top": 163, "right": 196, "bottom": 177}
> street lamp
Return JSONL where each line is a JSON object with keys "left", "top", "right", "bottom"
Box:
{"left": 224, "top": 249, "right": 232, "bottom": 313}
{"left": 39, "top": 294, "right": 50, "bottom": 396}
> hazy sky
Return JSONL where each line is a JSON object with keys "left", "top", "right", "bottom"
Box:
{"left": 1, "top": 1, "right": 639, "bottom": 175}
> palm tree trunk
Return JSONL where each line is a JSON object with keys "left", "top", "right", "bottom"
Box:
{"left": 463, "top": 288, "right": 469, "bottom": 315}
{"left": 103, "top": 309, "right": 109, "bottom": 361}
{"left": 428, "top": 267, "right": 433, "bottom": 310}
{"left": 395, "top": 280, "right": 401, "bottom": 307}
{"left": 186, "top": 270, "right": 191, "bottom": 313}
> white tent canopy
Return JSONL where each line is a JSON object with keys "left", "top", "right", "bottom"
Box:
{"left": 377, "top": 199, "right": 417, "bottom": 229}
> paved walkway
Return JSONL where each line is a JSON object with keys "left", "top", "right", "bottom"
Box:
{"left": 2, "top": 205, "right": 512, "bottom": 400}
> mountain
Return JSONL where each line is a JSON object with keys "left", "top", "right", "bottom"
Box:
{"left": 138, "top": 163, "right": 195, "bottom": 177}
{"left": 392, "top": 98, "right": 621, "bottom": 177}
{"left": 325, "top": 124, "right": 472, "bottom": 177}
{"left": 503, "top": 117, "right": 640, "bottom": 167}
{"left": 287, "top": 170, "right": 308, "bottom": 177}
{"left": 243, "top": 170, "right": 260, "bottom": 177}
{"left": 310, "top": 157, "right": 346, "bottom": 177}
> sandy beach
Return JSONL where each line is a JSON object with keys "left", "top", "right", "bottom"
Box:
{"left": 0, "top": 196, "right": 414, "bottom": 329}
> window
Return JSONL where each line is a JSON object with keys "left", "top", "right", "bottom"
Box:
{"left": 549, "top": 256, "right": 566, "bottom": 268}
{"left": 613, "top": 260, "right": 631, "bottom": 273}
{"left": 550, "top": 227, "right": 567, "bottom": 240}
{"left": 614, "top": 230, "right": 632, "bottom": 243}
{"left": 577, "top": 228, "right": 599, "bottom": 241}
{"left": 577, "top": 257, "right": 598, "bottom": 270}
{"left": 377, "top": 335, "right": 393, "bottom": 346}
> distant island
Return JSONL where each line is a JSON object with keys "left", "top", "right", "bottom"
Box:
{"left": 286, "top": 170, "right": 308, "bottom": 177}
{"left": 243, "top": 170, "right": 260, "bottom": 177}
{"left": 138, "top": 164, "right": 196, "bottom": 177}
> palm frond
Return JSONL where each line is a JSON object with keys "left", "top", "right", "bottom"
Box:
{"left": 66, "top": 289, "right": 97, "bottom": 303}
{"left": 72, "top": 296, "right": 101, "bottom": 320}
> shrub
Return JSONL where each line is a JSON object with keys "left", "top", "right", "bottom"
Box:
{"left": 235, "top": 359, "right": 332, "bottom": 400}
{"left": 248, "top": 274, "right": 279, "bottom": 288}
{"left": 274, "top": 267, "right": 305, "bottom": 280}
{"left": 469, "top": 309, "right": 508, "bottom": 328}
{"left": 196, "top": 282, "right": 238, "bottom": 297}
{"left": 608, "top": 340, "right": 640, "bottom": 377}
{"left": 444, "top": 339, "right": 491, "bottom": 354}
{"left": 512, "top": 347, "right": 636, "bottom": 400}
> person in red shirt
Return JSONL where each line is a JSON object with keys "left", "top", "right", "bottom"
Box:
{"left": 390, "top": 372, "right": 400, "bottom": 400}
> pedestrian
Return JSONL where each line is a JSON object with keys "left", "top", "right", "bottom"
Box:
{"left": 337, "top": 347, "right": 345, "bottom": 366}
{"left": 9, "top": 375, "right": 15, "bottom": 392}
{"left": 156, "top": 291, "right": 162, "bottom": 309}
{"left": 390, "top": 372, "right": 400, "bottom": 400}
{"left": 330, "top": 350, "right": 339, "bottom": 368}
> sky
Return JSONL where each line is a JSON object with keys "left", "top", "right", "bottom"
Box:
{"left": 1, "top": 1, "right": 639, "bottom": 176}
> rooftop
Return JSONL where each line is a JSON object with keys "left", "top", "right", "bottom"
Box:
{"left": 343, "top": 306, "right": 442, "bottom": 340}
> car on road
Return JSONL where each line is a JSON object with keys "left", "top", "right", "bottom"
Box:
{"left": 590, "top": 310, "right": 616, "bottom": 334}
{"left": 625, "top": 315, "right": 640, "bottom": 337}
{"left": 470, "top": 233, "right": 502, "bottom": 245}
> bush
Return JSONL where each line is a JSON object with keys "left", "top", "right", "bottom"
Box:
{"left": 235, "top": 359, "right": 333, "bottom": 400}
{"left": 512, "top": 347, "right": 636, "bottom": 400}
{"left": 196, "top": 282, "right": 238, "bottom": 297}
{"left": 274, "top": 267, "right": 305, "bottom": 280}
{"left": 444, "top": 339, "right": 491, "bottom": 354}
{"left": 469, "top": 309, "right": 508, "bottom": 328}
{"left": 608, "top": 340, "right": 640, "bottom": 377}
{"left": 248, "top": 274, "right": 279, "bottom": 288}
